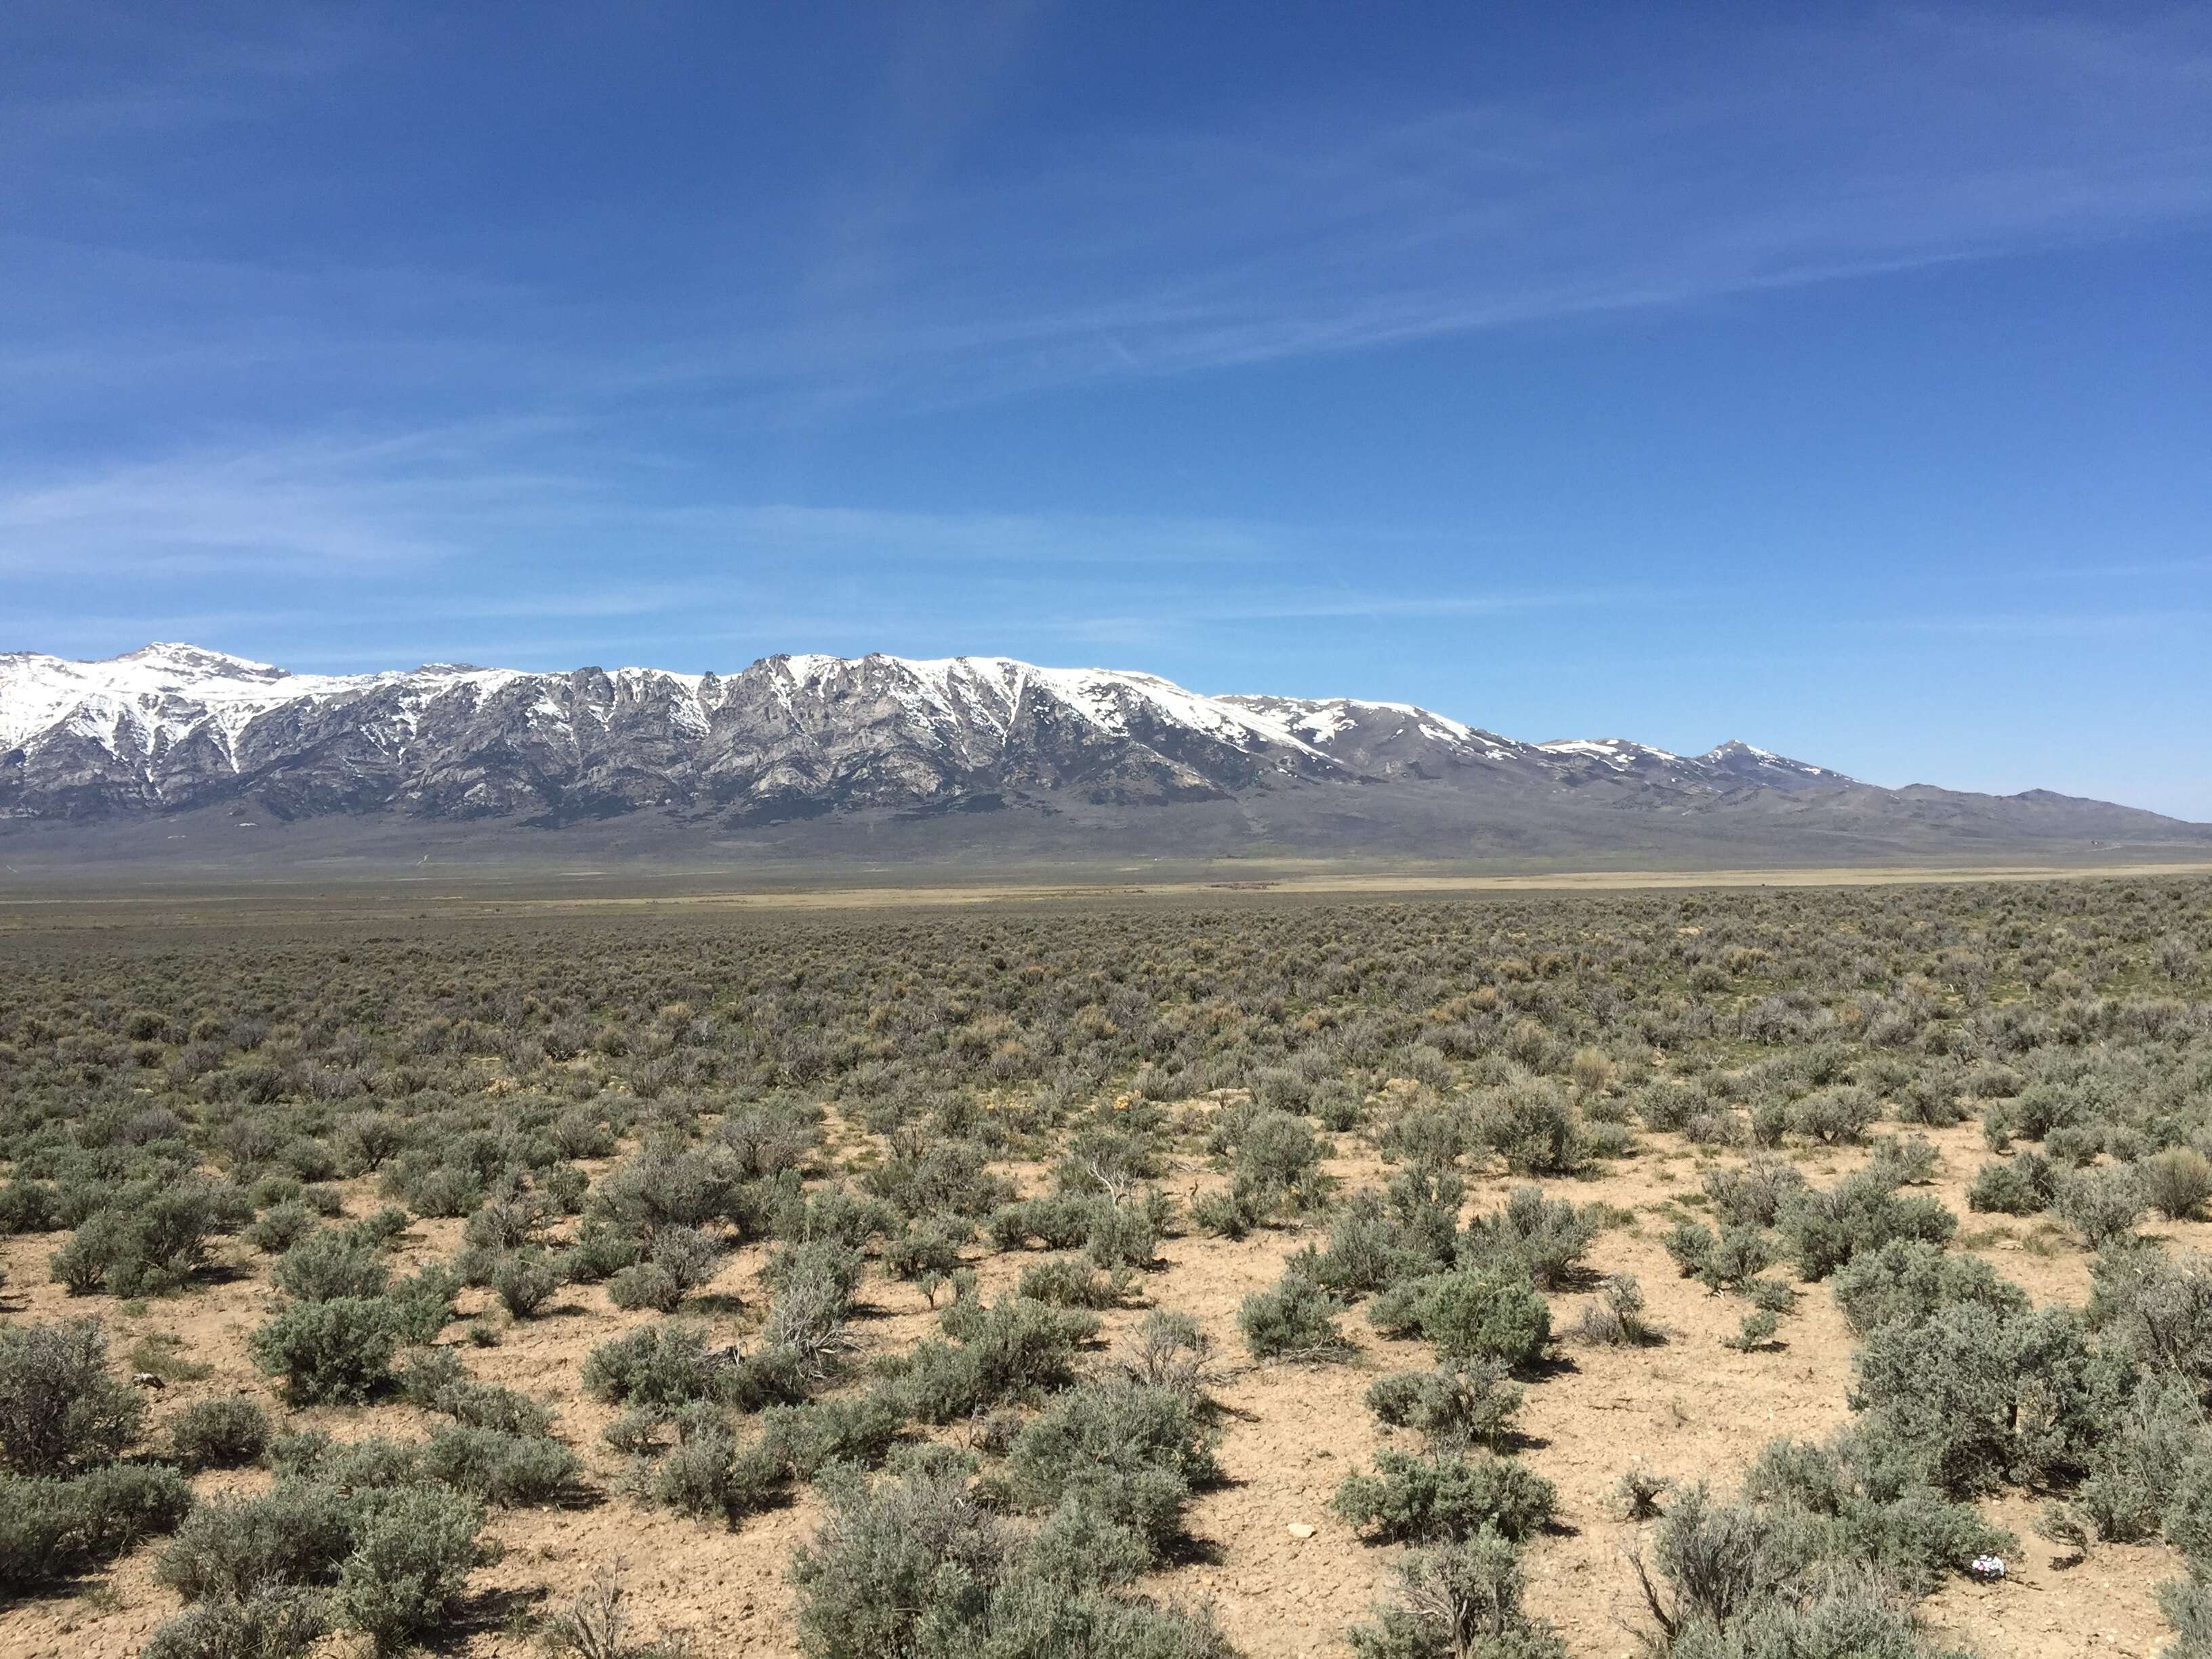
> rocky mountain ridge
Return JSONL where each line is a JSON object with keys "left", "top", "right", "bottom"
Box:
{"left": 1, "top": 644, "right": 2200, "bottom": 861}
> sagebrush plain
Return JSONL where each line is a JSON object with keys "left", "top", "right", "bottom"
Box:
{"left": 4, "top": 872, "right": 2212, "bottom": 1659}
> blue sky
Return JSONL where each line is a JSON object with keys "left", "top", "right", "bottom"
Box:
{"left": 4, "top": 3, "right": 2209, "bottom": 815}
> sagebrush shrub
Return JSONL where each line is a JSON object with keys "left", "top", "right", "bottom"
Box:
{"left": 1851, "top": 1302, "right": 2114, "bottom": 1496}
{"left": 790, "top": 1456, "right": 1233, "bottom": 1659}
{"left": 142, "top": 1587, "right": 331, "bottom": 1659}
{"left": 607, "top": 1261, "right": 685, "bottom": 1313}
{"left": 647, "top": 1414, "right": 784, "bottom": 1526}
{"left": 1701, "top": 1158, "right": 1807, "bottom": 1229}
{"left": 1779, "top": 1172, "right": 1955, "bottom": 1281}
{"left": 1188, "top": 1187, "right": 1258, "bottom": 1240}
{"left": 2143, "top": 1151, "right": 2212, "bottom": 1223}
{"left": 0, "top": 1463, "right": 193, "bottom": 1591}
{"left": 1006, "top": 1379, "right": 1218, "bottom": 1554}
{"left": 1694, "top": 1226, "right": 1776, "bottom": 1294}
{"left": 1831, "top": 1238, "right": 2030, "bottom": 1337}
{"left": 1017, "top": 1254, "right": 1128, "bottom": 1309}
{"left": 1868, "top": 1133, "right": 1940, "bottom": 1187}
{"left": 1118, "top": 1309, "right": 1224, "bottom": 1405}
{"left": 2055, "top": 1167, "right": 2144, "bottom": 1250}
{"left": 1332, "top": 1448, "right": 1557, "bottom": 1544}
{"left": 336, "top": 1484, "right": 491, "bottom": 1654}
{"left": 1635, "top": 1482, "right": 1776, "bottom": 1639}
{"left": 2160, "top": 1576, "right": 2212, "bottom": 1659}
{"left": 0, "top": 1318, "right": 146, "bottom": 1475}
{"left": 1662, "top": 1579, "right": 1961, "bottom": 1659}
{"left": 157, "top": 1480, "right": 361, "bottom": 1603}
{"left": 49, "top": 1188, "right": 213, "bottom": 1297}
{"left": 1788, "top": 1086, "right": 1878, "bottom": 1145}
{"left": 1573, "top": 1275, "right": 1659, "bottom": 1347}
{"left": 2081, "top": 1375, "right": 2205, "bottom": 1542}
{"left": 562, "top": 1217, "right": 643, "bottom": 1283}
{"left": 901, "top": 1295, "right": 1097, "bottom": 1422}
{"left": 865, "top": 1135, "right": 1014, "bottom": 1219}
{"left": 581, "top": 1321, "right": 725, "bottom": 1410}
{"left": 1481, "top": 1084, "right": 1583, "bottom": 1175}
{"left": 1414, "top": 1268, "right": 1551, "bottom": 1368}
{"left": 273, "top": 1227, "right": 390, "bottom": 1301}
{"left": 1347, "top": 1530, "right": 1565, "bottom": 1659}
{"left": 790, "top": 1462, "right": 1006, "bottom": 1654}
{"left": 1460, "top": 1186, "right": 1597, "bottom": 1290}
{"left": 266, "top": 1431, "right": 422, "bottom": 1489}
{"left": 2089, "top": 1247, "right": 2212, "bottom": 1391}
{"left": 421, "top": 1425, "right": 581, "bottom": 1507}
{"left": 491, "top": 1247, "right": 565, "bottom": 1318}
{"left": 1084, "top": 1198, "right": 1164, "bottom": 1270}
{"left": 1310, "top": 1189, "right": 1442, "bottom": 1295}
{"left": 243, "top": 1200, "right": 318, "bottom": 1254}
{"left": 398, "top": 1347, "right": 555, "bottom": 1436}
{"left": 169, "top": 1396, "right": 272, "bottom": 1471}
{"left": 250, "top": 1296, "right": 398, "bottom": 1405}
{"left": 1231, "top": 1109, "right": 1330, "bottom": 1214}
{"left": 1237, "top": 1271, "right": 1347, "bottom": 1360}
{"left": 1365, "top": 1359, "right": 1525, "bottom": 1452}
{"left": 1967, "top": 1152, "right": 2057, "bottom": 1216}
{"left": 758, "top": 1392, "right": 906, "bottom": 1481}
{"left": 884, "top": 1220, "right": 966, "bottom": 1282}
{"left": 590, "top": 1141, "right": 743, "bottom": 1237}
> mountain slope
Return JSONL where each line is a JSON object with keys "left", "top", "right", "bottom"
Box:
{"left": 1, "top": 644, "right": 2202, "bottom": 864}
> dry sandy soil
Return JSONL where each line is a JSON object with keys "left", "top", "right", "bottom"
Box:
{"left": 1, "top": 1110, "right": 2194, "bottom": 1659}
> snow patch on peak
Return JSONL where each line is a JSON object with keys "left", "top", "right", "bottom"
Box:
{"left": 1699, "top": 739, "right": 1840, "bottom": 778}
{"left": 1538, "top": 737, "right": 1681, "bottom": 766}
{"left": 116, "top": 642, "right": 288, "bottom": 679}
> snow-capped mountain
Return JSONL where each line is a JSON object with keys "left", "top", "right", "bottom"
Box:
{"left": 0, "top": 644, "right": 2198, "bottom": 857}
{"left": 0, "top": 643, "right": 1828, "bottom": 821}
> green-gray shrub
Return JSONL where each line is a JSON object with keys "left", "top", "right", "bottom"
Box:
{"left": 170, "top": 1396, "right": 272, "bottom": 1471}
{"left": 0, "top": 1463, "right": 193, "bottom": 1591}
{"left": 249, "top": 1297, "right": 398, "bottom": 1405}
{"left": 1408, "top": 1268, "right": 1551, "bottom": 1369}
{"left": 1966, "top": 1152, "right": 2057, "bottom": 1216}
{"left": 335, "top": 1484, "right": 491, "bottom": 1654}
{"left": 1004, "top": 1379, "right": 1219, "bottom": 1555}
{"left": 1347, "top": 1530, "right": 1565, "bottom": 1659}
{"left": 2055, "top": 1166, "right": 2144, "bottom": 1250}
{"left": 0, "top": 1318, "right": 146, "bottom": 1474}
{"left": 1481, "top": 1084, "right": 1583, "bottom": 1175}
{"left": 1459, "top": 1186, "right": 1597, "bottom": 1290}
{"left": 1364, "top": 1359, "right": 1525, "bottom": 1452}
{"left": 2143, "top": 1149, "right": 2212, "bottom": 1223}
{"left": 1830, "top": 1240, "right": 2030, "bottom": 1338}
{"left": 1237, "top": 1271, "right": 1347, "bottom": 1360}
{"left": 1332, "top": 1448, "right": 1557, "bottom": 1544}
{"left": 648, "top": 1414, "right": 785, "bottom": 1525}
{"left": 421, "top": 1425, "right": 581, "bottom": 1507}
{"left": 1778, "top": 1174, "right": 1956, "bottom": 1281}
{"left": 142, "top": 1586, "right": 331, "bottom": 1659}
{"left": 157, "top": 1480, "right": 361, "bottom": 1603}
{"left": 272, "top": 1228, "right": 389, "bottom": 1301}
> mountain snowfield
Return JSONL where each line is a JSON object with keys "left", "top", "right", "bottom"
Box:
{"left": 0, "top": 643, "right": 2200, "bottom": 861}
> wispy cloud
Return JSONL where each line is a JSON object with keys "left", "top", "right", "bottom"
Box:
{"left": 0, "top": 430, "right": 1336, "bottom": 581}
{"left": 9, "top": 8, "right": 2208, "bottom": 435}
{"left": 1890, "top": 611, "right": 2212, "bottom": 639}
{"left": 0, "top": 420, "right": 593, "bottom": 575}
{"left": 607, "top": 7, "right": 2212, "bottom": 413}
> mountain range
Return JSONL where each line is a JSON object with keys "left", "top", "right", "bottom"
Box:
{"left": 1, "top": 643, "right": 2203, "bottom": 869}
